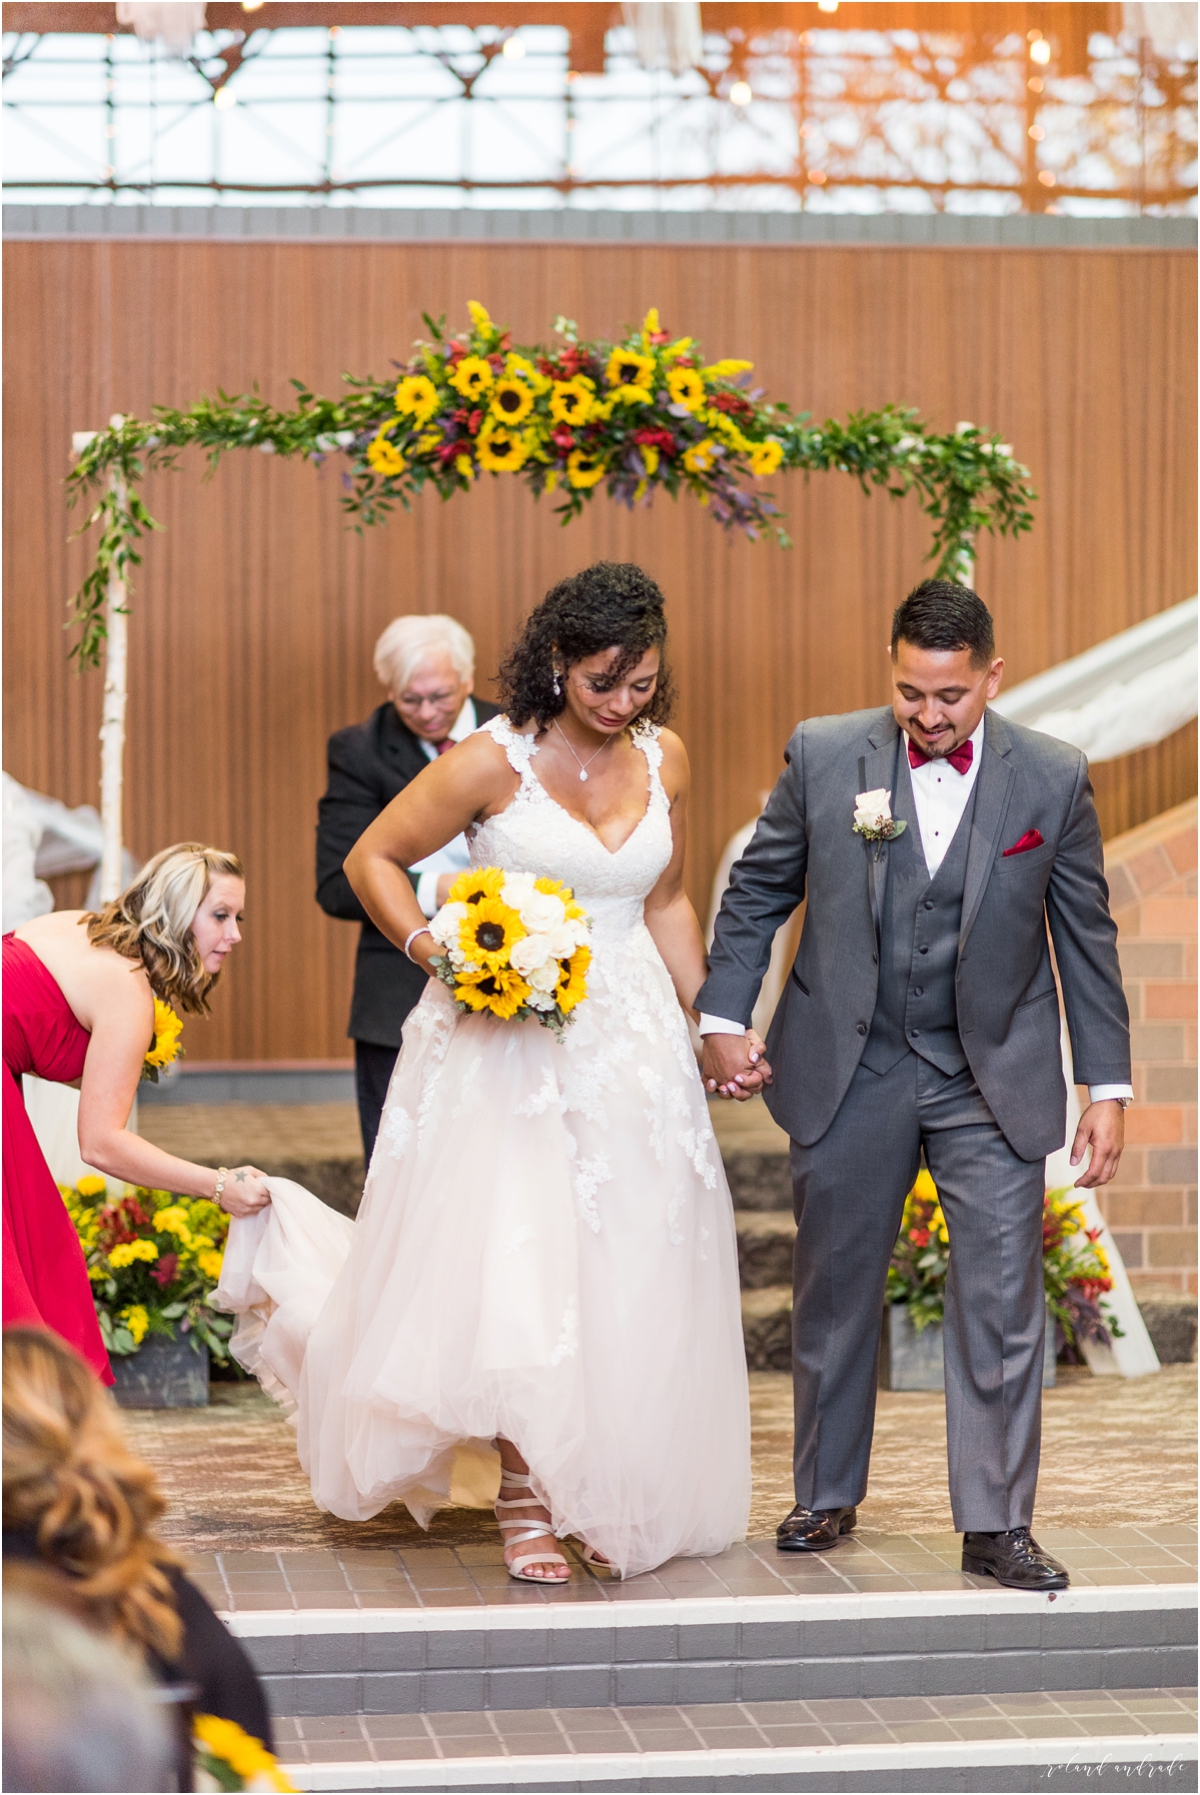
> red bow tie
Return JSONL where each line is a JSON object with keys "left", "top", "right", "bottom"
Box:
{"left": 908, "top": 737, "right": 974, "bottom": 777}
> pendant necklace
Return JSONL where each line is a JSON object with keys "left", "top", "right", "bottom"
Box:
{"left": 553, "top": 718, "right": 616, "bottom": 783}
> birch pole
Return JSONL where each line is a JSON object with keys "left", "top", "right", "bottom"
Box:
{"left": 73, "top": 417, "right": 128, "bottom": 903}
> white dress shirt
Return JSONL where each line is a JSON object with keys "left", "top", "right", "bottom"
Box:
{"left": 700, "top": 713, "right": 1131, "bottom": 1106}
{"left": 411, "top": 698, "right": 480, "bottom": 918}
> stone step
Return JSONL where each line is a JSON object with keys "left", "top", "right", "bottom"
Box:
{"left": 736, "top": 1213, "right": 795, "bottom": 1291}
{"left": 740, "top": 1287, "right": 793, "bottom": 1373}
{"left": 272, "top": 1688, "right": 1198, "bottom": 1791}
{"left": 227, "top": 1582, "right": 1196, "bottom": 1721}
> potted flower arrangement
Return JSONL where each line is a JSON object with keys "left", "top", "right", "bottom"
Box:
{"left": 61, "top": 1175, "right": 234, "bottom": 1408}
{"left": 882, "top": 1171, "right": 1120, "bottom": 1391}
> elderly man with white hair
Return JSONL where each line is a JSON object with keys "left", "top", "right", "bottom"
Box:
{"left": 316, "top": 614, "right": 499, "bottom": 1162}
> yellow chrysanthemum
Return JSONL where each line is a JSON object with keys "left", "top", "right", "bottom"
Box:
{"left": 748, "top": 439, "right": 784, "bottom": 477}
{"left": 556, "top": 943, "right": 591, "bottom": 1015}
{"left": 449, "top": 355, "right": 494, "bottom": 399}
{"left": 145, "top": 999, "right": 183, "bottom": 1072}
{"left": 76, "top": 1174, "right": 107, "bottom": 1198}
{"left": 197, "top": 1249, "right": 224, "bottom": 1282}
{"left": 448, "top": 866, "right": 507, "bottom": 906}
{"left": 477, "top": 426, "right": 529, "bottom": 473}
{"left": 466, "top": 300, "right": 495, "bottom": 338}
{"left": 911, "top": 1168, "right": 938, "bottom": 1204}
{"left": 683, "top": 438, "right": 719, "bottom": 475}
{"left": 459, "top": 896, "right": 526, "bottom": 969}
{"left": 667, "top": 367, "right": 705, "bottom": 412}
{"left": 455, "top": 453, "right": 475, "bottom": 481}
{"left": 549, "top": 378, "right": 595, "bottom": 426}
{"left": 394, "top": 373, "right": 440, "bottom": 425}
{"left": 416, "top": 431, "right": 442, "bottom": 453}
{"left": 709, "top": 413, "right": 753, "bottom": 453}
{"left": 366, "top": 429, "right": 405, "bottom": 478}
{"left": 489, "top": 378, "right": 535, "bottom": 426}
{"left": 703, "top": 359, "right": 754, "bottom": 380}
{"left": 155, "top": 1206, "right": 193, "bottom": 1244}
{"left": 120, "top": 1304, "right": 150, "bottom": 1345}
{"left": 109, "top": 1239, "right": 159, "bottom": 1269}
{"left": 566, "top": 448, "right": 607, "bottom": 489}
{"left": 455, "top": 965, "right": 531, "bottom": 1020}
{"left": 605, "top": 347, "right": 655, "bottom": 391}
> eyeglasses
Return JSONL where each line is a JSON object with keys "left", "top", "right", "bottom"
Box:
{"left": 395, "top": 688, "right": 462, "bottom": 713}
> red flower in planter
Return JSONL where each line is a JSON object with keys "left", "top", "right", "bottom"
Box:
{"left": 151, "top": 1252, "right": 178, "bottom": 1287}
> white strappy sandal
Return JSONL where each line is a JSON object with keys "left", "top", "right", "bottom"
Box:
{"left": 578, "top": 1543, "right": 622, "bottom": 1579}
{"left": 495, "top": 1468, "right": 572, "bottom": 1583}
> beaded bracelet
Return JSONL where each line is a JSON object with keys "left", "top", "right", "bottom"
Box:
{"left": 213, "top": 1166, "right": 230, "bottom": 1207}
{"left": 404, "top": 926, "right": 433, "bottom": 963}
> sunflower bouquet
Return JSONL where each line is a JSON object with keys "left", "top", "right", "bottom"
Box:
{"left": 142, "top": 996, "right": 183, "bottom": 1083}
{"left": 194, "top": 1714, "right": 295, "bottom": 1792}
{"left": 61, "top": 1176, "right": 234, "bottom": 1361}
{"left": 427, "top": 867, "right": 591, "bottom": 1039}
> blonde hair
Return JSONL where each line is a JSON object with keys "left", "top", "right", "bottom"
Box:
{"left": 2, "top": 1329, "right": 183, "bottom": 1663}
{"left": 85, "top": 841, "right": 243, "bottom": 1016}
{"left": 374, "top": 613, "right": 475, "bottom": 696}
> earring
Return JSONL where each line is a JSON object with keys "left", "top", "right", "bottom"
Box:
{"left": 552, "top": 671, "right": 563, "bottom": 697}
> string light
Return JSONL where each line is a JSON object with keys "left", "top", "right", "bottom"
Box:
{"left": 1030, "top": 37, "right": 1052, "bottom": 65}
{"left": 817, "top": 2, "right": 840, "bottom": 11}
{"left": 502, "top": 35, "right": 525, "bottom": 60}
{"left": 730, "top": 80, "right": 752, "bottom": 106}
{"left": 241, "top": 1, "right": 266, "bottom": 10}
{"left": 214, "top": 87, "right": 236, "bottom": 109}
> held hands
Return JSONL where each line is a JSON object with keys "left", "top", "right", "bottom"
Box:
{"left": 219, "top": 1165, "right": 273, "bottom": 1218}
{"left": 1069, "top": 1101, "right": 1125, "bottom": 1189}
{"left": 702, "top": 1031, "right": 773, "bottom": 1101}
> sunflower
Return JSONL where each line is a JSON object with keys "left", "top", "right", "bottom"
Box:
{"left": 366, "top": 429, "right": 406, "bottom": 478}
{"left": 477, "top": 427, "right": 529, "bottom": 473}
{"left": 394, "top": 373, "right": 440, "bottom": 426}
{"left": 683, "top": 438, "right": 720, "bottom": 475}
{"left": 606, "top": 347, "right": 655, "bottom": 390}
{"left": 667, "top": 367, "right": 705, "bottom": 412}
{"left": 703, "top": 359, "right": 754, "bottom": 380}
{"left": 448, "top": 866, "right": 507, "bottom": 906}
{"left": 549, "top": 378, "right": 595, "bottom": 426}
{"left": 566, "top": 448, "right": 607, "bottom": 489}
{"left": 556, "top": 943, "right": 591, "bottom": 1015}
{"left": 145, "top": 999, "right": 184, "bottom": 1071}
{"left": 748, "top": 439, "right": 784, "bottom": 477}
{"left": 489, "top": 379, "right": 535, "bottom": 426}
{"left": 455, "top": 965, "right": 531, "bottom": 1020}
{"left": 449, "top": 355, "right": 494, "bottom": 400}
{"left": 458, "top": 895, "right": 526, "bottom": 968}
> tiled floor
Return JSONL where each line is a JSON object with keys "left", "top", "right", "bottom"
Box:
{"left": 189, "top": 1524, "right": 1198, "bottom": 1614}
{"left": 271, "top": 1690, "right": 1199, "bottom": 1766}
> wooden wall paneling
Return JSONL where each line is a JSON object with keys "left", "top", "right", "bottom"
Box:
{"left": 4, "top": 240, "right": 1195, "bottom": 1061}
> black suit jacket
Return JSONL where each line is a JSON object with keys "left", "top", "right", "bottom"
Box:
{"left": 315, "top": 698, "right": 499, "bottom": 1047}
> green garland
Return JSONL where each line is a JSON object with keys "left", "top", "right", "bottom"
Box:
{"left": 65, "top": 303, "right": 1035, "bottom": 670}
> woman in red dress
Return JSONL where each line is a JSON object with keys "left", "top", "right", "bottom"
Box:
{"left": 3, "top": 843, "right": 272, "bottom": 1383}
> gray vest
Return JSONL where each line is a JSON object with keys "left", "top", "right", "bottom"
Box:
{"left": 860, "top": 740, "right": 976, "bottom": 1078}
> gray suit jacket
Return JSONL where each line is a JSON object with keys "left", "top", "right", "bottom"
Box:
{"left": 696, "top": 706, "right": 1131, "bottom": 1162}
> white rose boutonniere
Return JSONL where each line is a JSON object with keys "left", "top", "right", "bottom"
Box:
{"left": 853, "top": 788, "right": 907, "bottom": 856}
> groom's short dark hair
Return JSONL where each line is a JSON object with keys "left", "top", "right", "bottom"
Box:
{"left": 891, "top": 580, "right": 995, "bottom": 668}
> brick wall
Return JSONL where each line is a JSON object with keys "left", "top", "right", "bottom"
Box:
{"left": 1100, "top": 799, "right": 1198, "bottom": 1295}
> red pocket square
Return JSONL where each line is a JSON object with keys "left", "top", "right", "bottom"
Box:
{"left": 1003, "top": 829, "right": 1045, "bottom": 857}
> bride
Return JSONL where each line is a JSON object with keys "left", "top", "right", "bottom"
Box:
{"left": 219, "top": 563, "right": 758, "bottom": 1581}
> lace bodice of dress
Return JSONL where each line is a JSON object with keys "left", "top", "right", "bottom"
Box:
{"left": 469, "top": 715, "right": 672, "bottom": 940}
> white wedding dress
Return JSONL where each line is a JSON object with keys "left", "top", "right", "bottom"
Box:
{"left": 217, "top": 717, "right": 751, "bottom": 1577}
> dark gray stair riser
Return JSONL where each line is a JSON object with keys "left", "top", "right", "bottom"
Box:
{"left": 724, "top": 1153, "right": 792, "bottom": 1213}
{"left": 391, "top": 1769, "right": 1196, "bottom": 1794}
{"left": 244, "top": 1604, "right": 1196, "bottom": 1716}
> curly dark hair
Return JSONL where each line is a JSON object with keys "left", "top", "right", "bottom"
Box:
{"left": 499, "top": 562, "right": 675, "bottom": 730}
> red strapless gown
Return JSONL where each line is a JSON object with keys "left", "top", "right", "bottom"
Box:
{"left": 3, "top": 935, "right": 113, "bottom": 1382}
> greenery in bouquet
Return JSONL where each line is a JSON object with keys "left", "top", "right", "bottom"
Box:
{"left": 65, "top": 302, "right": 1035, "bottom": 670}
{"left": 428, "top": 866, "right": 591, "bottom": 1039}
{"left": 194, "top": 1713, "right": 295, "bottom": 1792}
{"left": 61, "top": 1174, "right": 234, "bottom": 1361}
{"left": 886, "top": 1172, "right": 1121, "bottom": 1354}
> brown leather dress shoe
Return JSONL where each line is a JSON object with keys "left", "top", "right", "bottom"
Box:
{"left": 961, "top": 1527, "right": 1069, "bottom": 1590}
{"left": 776, "top": 1504, "right": 857, "bottom": 1553}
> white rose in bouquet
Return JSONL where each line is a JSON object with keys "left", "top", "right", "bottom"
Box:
{"left": 429, "top": 901, "right": 467, "bottom": 949}
{"left": 510, "top": 933, "right": 556, "bottom": 977}
{"left": 546, "top": 920, "right": 588, "bottom": 960}
{"left": 527, "top": 957, "right": 561, "bottom": 995}
{"left": 516, "top": 890, "right": 568, "bottom": 933}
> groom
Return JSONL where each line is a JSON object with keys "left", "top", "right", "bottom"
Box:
{"left": 698, "top": 581, "right": 1131, "bottom": 1590}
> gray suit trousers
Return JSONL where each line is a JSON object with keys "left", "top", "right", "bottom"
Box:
{"left": 789, "top": 1051, "right": 1047, "bottom": 1531}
